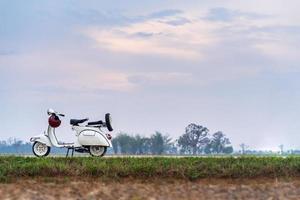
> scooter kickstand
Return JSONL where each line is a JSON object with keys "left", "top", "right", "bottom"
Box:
{"left": 66, "top": 148, "right": 70, "bottom": 157}
{"left": 66, "top": 147, "right": 74, "bottom": 157}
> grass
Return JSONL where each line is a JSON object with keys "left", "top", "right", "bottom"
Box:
{"left": 1, "top": 156, "right": 300, "bottom": 182}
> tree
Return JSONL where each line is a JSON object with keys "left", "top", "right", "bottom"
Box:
{"left": 240, "top": 143, "right": 248, "bottom": 155}
{"left": 11, "top": 138, "right": 23, "bottom": 154}
{"left": 135, "top": 135, "right": 151, "bottom": 154}
{"left": 223, "top": 146, "right": 234, "bottom": 154}
{"left": 111, "top": 138, "right": 119, "bottom": 154}
{"left": 204, "top": 131, "right": 233, "bottom": 154}
{"left": 162, "top": 134, "right": 175, "bottom": 154}
{"left": 149, "top": 132, "right": 164, "bottom": 155}
{"left": 112, "top": 132, "right": 174, "bottom": 155}
{"left": 113, "top": 133, "right": 137, "bottom": 154}
{"left": 279, "top": 144, "right": 284, "bottom": 155}
{"left": 177, "top": 123, "right": 209, "bottom": 155}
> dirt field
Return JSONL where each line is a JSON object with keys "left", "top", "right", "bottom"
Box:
{"left": 1, "top": 178, "right": 300, "bottom": 200}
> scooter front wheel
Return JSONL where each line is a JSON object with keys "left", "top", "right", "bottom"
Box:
{"left": 32, "top": 141, "right": 51, "bottom": 157}
{"left": 89, "top": 146, "right": 107, "bottom": 157}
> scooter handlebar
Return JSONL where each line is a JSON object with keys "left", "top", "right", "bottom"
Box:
{"left": 47, "top": 109, "right": 65, "bottom": 117}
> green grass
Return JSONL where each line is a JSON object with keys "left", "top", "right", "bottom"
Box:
{"left": 1, "top": 156, "right": 300, "bottom": 182}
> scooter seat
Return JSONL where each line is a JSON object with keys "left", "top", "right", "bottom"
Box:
{"left": 70, "top": 118, "right": 88, "bottom": 126}
{"left": 87, "top": 120, "right": 104, "bottom": 126}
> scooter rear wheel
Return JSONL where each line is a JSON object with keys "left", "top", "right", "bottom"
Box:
{"left": 89, "top": 146, "right": 107, "bottom": 157}
{"left": 32, "top": 141, "right": 51, "bottom": 157}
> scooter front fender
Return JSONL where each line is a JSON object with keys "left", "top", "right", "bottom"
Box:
{"left": 30, "top": 134, "right": 52, "bottom": 146}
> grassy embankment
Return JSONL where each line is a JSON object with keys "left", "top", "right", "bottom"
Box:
{"left": 0, "top": 156, "right": 300, "bottom": 182}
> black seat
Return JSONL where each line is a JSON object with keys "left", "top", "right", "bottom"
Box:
{"left": 70, "top": 118, "right": 88, "bottom": 126}
{"left": 87, "top": 120, "right": 104, "bottom": 126}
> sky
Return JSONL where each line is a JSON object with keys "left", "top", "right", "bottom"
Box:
{"left": 1, "top": 0, "right": 300, "bottom": 151}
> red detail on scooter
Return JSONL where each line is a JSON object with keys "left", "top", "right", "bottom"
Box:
{"left": 48, "top": 115, "right": 61, "bottom": 128}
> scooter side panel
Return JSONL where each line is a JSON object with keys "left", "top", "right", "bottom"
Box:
{"left": 78, "top": 130, "right": 111, "bottom": 147}
{"left": 30, "top": 134, "right": 52, "bottom": 146}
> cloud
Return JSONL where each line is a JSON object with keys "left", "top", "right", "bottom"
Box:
{"left": 83, "top": 13, "right": 217, "bottom": 59}
{"left": 0, "top": 51, "right": 135, "bottom": 93}
{"left": 65, "top": 9, "right": 184, "bottom": 28}
{"left": 79, "top": 7, "right": 300, "bottom": 88}
{"left": 147, "top": 9, "right": 183, "bottom": 19}
{"left": 255, "top": 41, "right": 299, "bottom": 65}
{"left": 161, "top": 17, "right": 191, "bottom": 26}
{"left": 57, "top": 70, "right": 135, "bottom": 92}
{"left": 0, "top": 50, "right": 17, "bottom": 56}
{"left": 128, "top": 72, "right": 194, "bottom": 87}
{"left": 67, "top": 9, "right": 140, "bottom": 27}
{"left": 204, "top": 7, "right": 268, "bottom": 22}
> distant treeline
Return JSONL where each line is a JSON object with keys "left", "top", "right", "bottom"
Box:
{"left": 0, "top": 123, "right": 234, "bottom": 155}
{"left": 0, "top": 138, "right": 65, "bottom": 154}
{"left": 112, "top": 123, "right": 233, "bottom": 155}
{"left": 0, "top": 123, "right": 296, "bottom": 155}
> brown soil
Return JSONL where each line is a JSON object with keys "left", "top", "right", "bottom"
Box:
{"left": 1, "top": 178, "right": 300, "bottom": 200}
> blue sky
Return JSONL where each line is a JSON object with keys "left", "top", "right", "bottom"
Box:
{"left": 1, "top": 0, "right": 300, "bottom": 150}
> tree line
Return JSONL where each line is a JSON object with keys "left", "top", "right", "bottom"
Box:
{"left": 0, "top": 138, "right": 65, "bottom": 154}
{"left": 0, "top": 123, "right": 234, "bottom": 155}
{"left": 112, "top": 123, "right": 234, "bottom": 155}
{"left": 1, "top": 126, "right": 299, "bottom": 155}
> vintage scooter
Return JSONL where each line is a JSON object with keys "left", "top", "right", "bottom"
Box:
{"left": 30, "top": 109, "right": 113, "bottom": 157}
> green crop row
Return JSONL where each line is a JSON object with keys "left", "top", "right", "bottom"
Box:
{"left": 0, "top": 156, "right": 300, "bottom": 182}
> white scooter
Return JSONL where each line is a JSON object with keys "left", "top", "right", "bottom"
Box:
{"left": 30, "top": 109, "right": 113, "bottom": 157}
